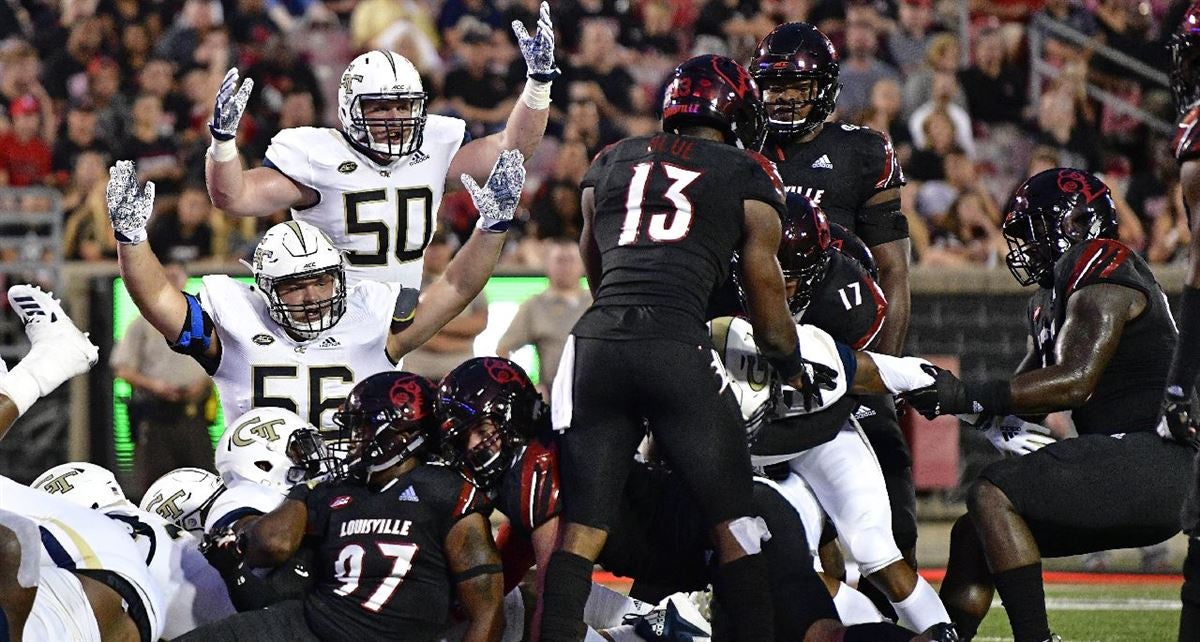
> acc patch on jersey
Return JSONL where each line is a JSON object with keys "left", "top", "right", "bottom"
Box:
{"left": 337, "top": 161, "right": 357, "bottom": 174}
{"left": 330, "top": 495, "right": 353, "bottom": 509}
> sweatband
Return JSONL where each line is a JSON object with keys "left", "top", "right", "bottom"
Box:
{"left": 0, "top": 368, "right": 41, "bottom": 416}
{"left": 867, "top": 352, "right": 935, "bottom": 394}
{"left": 207, "top": 138, "right": 238, "bottom": 162}
{"left": 1168, "top": 285, "right": 1200, "bottom": 392}
{"left": 454, "top": 563, "right": 503, "bottom": 583}
{"left": 970, "top": 379, "right": 1013, "bottom": 415}
{"left": 521, "top": 78, "right": 552, "bottom": 110}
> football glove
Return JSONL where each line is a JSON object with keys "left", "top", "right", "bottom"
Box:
{"left": 106, "top": 160, "right": 155, "bottom": 245}
{"left": 979, "top": 415, "right": 1055, "bottom": 456}
{"left": 783, "top": 358, "right": 839, "bottom": 413}
{"left": 512, "top": 2, "right": 560, "bottom": 82}
{"left": 900, "top": 365, "right": 1010, "bottom": 419}
{"left": 199, "top": 526, "right": 245, "bottom": 578}
{"left": 1156, "top": 385, "right": 1199, "bottom": 449}
{"left": 210, "top": 67, "right": 254, "bottom": 142}
{"left": 464, "top": 149, "right": 526, "bottom": 233}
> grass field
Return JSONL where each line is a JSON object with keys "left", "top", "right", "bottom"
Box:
{"left": 968, "top": 580, "right": 1181, "bottom": 642}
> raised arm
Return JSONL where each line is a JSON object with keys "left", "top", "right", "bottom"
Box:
{"left": 446, "top": 512, "right": 505, "bottom": 642}
{"left": 447, "top": 3, "right": 556, "bottom": 187}
{"left": 387, "top": 150, "right": 526, "bottom": 360}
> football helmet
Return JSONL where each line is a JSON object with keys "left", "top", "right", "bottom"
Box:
{"left": 338, "top": 50, "right": 428, "bottom": 158}
{"left": 1002, "top": 168, "right": 1118, "bottom": 287}
{"left": 216, "top": 407, "right": 330, "bottom": 494}
{"left": 31, "top": 462, "right": 128, "bottom": 510}
{"left": 778, "top": 193, "right": 832, "bottom": 315}
{"left": 750, "top": 22, "right": 841, "bottom": 137}
{"left": 333, "top": 371, "right": 438, "bottom": 483}
{"left": 1171, "top": 3, "right": 1200, "bottom": 114}
{"left": 437, "top": 357, "right": 546, "bottom": 490}
{"left": 249, "top": 220, "right": 347, "bottom": 340}
{"left": 140, "top": 467, "right": 226, "bottom": 535}
{"left": 829, "top": 223, "right": 879, "bottom": 281}
{"left": 662, "top": 54, "right": 768, "bottom": 151}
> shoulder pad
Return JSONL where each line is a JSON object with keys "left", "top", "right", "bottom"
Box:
{"left": 264, "top": 127, "right": 326, "bottom": 185}
{"left": 423, "top": 114, "right": 468, "bottom": 145}
{"left": 860, "top": 126, "right": 905, "bottom": 191}
{"left": 1058, "top": 238, "right": 1137, "bottom": 296}
{"left": 1175, "top": 106, "right": 1200, "bottom": 164}
{"left": 744, "top": 150, "right": 786, "bottom": 200}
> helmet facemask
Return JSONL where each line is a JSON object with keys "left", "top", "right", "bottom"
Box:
{"left": 286, "top": 428, "right": 343, "bottom": 484}
{"left": 438, "top": 401, "right": 517, "bottom": 491}
{"left": 758, "top": 73, "right": 840, "bottom": 137}
{"left": 334, "top": 401, "right": 428, "bottom": 484}
{"left": 348, "top": 93, "right": 428, "bottom": 159}
{"left": 1171, "top": 7, "right": 1200, "bottom": 115}
{"left": 258, "top": 265, "right": 347, "bottom": 341}
{"left": 782, "top": 251, "right": 830, "bottom": 315}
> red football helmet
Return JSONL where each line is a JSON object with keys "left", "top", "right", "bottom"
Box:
{"left": 661, "top": 54, "right": 768, "bottom": 151}
{"left": 332, "top": 372, "right": 439, "bottom": 483}
{"left": 779, "top": 193, "right": 833, "bottom": 315}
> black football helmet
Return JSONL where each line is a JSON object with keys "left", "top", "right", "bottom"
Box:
{"left": 332, "top": 372, "right": 438, "bottom": 483}
{"left": 436, "top": 357, "right": 547, "bottom": 490}
{"left": 779, "top": 193, "right": 833, "bottom": 315}
{"left": 662, "top": 54, "right": 768, "bottom": 151}
{"left": 1002, "top": 168, "right": 1118, "bottom": 288}
{"left": 1171, "top": 3, "right": 1200, "bottom": 115}
{"left": 829, "top": 223, "right": 879, "bottom": 281}
{"left": 750, "top": 22, "right": 841, "bottom": 138}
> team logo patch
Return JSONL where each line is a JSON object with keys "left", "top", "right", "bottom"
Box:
{"left": 252, "top": 333, "right": 275, "bottom": 345}
{"left": 330, "top": 495, "right": 353, "bottom": 509}
{"left": 338, "top": 161, "right": 358, "bottom": 174}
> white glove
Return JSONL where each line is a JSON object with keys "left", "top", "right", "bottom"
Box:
{"left": 981, "top": 415, "right": 1055, "bottom": 456}
{"left": 209, "top": 67, "right": 254, "bottom": 142}
{"left": 463, "top": 149, "right": 526, "bottom": 233}
{"left": 512, "top": 2, "right": 559, "bottom": 82}
{"left": 106, "top": 160, "right": 155, "bottom": 245}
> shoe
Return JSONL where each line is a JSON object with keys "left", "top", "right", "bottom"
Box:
{"left": 8, "top": 285, "right": 98, "bottom": 391}
{"left": 923, "top": 622, "right": 960, "bottom": 641}
{"left": 627, "top": 594, "right": 712, "bottom": 641}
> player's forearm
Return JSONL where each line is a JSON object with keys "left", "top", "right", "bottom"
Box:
{"left": 241, "top": 503, "right": 306, "bottom": 567}
{"left": 117, "top": 243, "right": 188, "bottom": 341}
{"left": 0, "top": 396, "right": 20, "bottom": 440}
{"left": 205, "top": 145, "right": 253, "bottom": 215}
{"left": 498, "top": 82, "right": 551, "bottom": 160}
{"left": 872, "top": 240, "right": 911, "bottom": 355}
{"left": 460, "top": 575, "right": 505, "bottom": 642}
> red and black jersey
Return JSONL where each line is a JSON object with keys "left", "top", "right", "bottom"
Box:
{"left": 766, "top": 122, "right": 906, "bottom": 247}
{"left": 574, "top": 133, "right": 786, "bottom": 346}
{"left": 496, "top": 438, "right": 561, "bottom": 540}
{"left": 797, "top": 251, "right": 887, "bottom": 350}
{"left": 288, "top": 464, "right": 491, "bottom": 642}
{"left": 1175, "top": 105, "right": 1200, "bottom": 165}
{"left": 1026, "top": 239, "right": 1177, "bottom": 435}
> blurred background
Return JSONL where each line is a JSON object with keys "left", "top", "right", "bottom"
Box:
{"left": 0, "top": 0, "right": 1190, "bottom": 571}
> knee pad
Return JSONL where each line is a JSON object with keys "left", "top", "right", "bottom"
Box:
{"left": 841, "top": 524, "right": 904, "bottom": 576}
{"left": 727, "top": 516, "right": 772, "bottom": 556}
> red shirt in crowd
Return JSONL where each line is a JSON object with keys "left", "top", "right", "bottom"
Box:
{"left": 0, "top": 133, "right": 52, "bottom": 186}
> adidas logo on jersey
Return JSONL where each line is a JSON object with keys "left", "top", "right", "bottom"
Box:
{"left": 410, "top": 150, "right": 430, "bottom": 165}
{"left": 317, "top": 336, "right": 341, "bottom": 349}
{"left": 398, "top": 485, "right": 419, "bottom": 502}
{"left": 811, "top": 154, "right": 834, "bottom": 170}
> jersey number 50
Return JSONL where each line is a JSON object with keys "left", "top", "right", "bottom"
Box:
{"left": 343, "top": 187, "right": 434, "bottom": 266}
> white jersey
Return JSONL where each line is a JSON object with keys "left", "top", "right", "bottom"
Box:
{"left": 0, "top": 477, "right": 166, "bottom": 641}
{"left": 264, "top": 117, "right": 467, "bottom": 287}
{"left": 102, "top": 505, "right": 235, "bottom": 639}
{"left": 199, "top": 274, "right": 400, "bottom": 433}
{"left": 204, "top": 481, "right": 287, "bottom": 533}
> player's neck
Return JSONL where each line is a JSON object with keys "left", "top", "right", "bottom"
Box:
{"left": 785, "top": 122, "right": 823, "bottom": 145}
{"left": 367, "top": 458, "right": 421, "bottom": 490}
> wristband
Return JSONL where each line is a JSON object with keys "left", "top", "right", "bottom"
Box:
{"left": 521, "top": 78, "right": 552, "bottom": 111}
{"left": 207, "top": 138, "right": 239, "bottom": 163}
{"left": 968, "top": 379, "right": 1012, "bottom": 416}
{"left": 769, "top": 345, "right": 806, "bottom": 382}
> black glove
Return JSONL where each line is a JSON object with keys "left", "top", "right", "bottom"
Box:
{"left": 200, "top": 526, "right": 245, "bottom": 578}
{"left": 1158, "top": 386, "right": 1199, "bottom": 450}
{"left": 900, "top": 365, "right": 1011, "bottom": 420}
{"left": 787, "top": 359, "right": 839, "bottom": 412}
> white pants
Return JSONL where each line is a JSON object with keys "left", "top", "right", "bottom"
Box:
{"left": 24, "top": 567, "right": 102, "bottom": 642}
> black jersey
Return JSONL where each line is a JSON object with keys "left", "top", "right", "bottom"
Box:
{"left": 766, "top": 122, "right": 906, "bottom": 247}
{"left": 288, "top": 465, "right": 491, "bottom": 642}
{"left": 1174, "top": 104, "right": 1200, "bottom": 165}
{"left": 796, "top": 251, "right": 887, "bottom": 350}
{"left": 574, "top": 133, "right": 787, "bottom": 345}
{"left": 1027, "top": 239, "right": 1176, "bottom": 435}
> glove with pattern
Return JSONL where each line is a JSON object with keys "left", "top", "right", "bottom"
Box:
{"left": 210, "top": 67, "right": 254, "bottom": 142}
{"left": 106, "top": 160, "right": 155, "bottom": 245}
{"left": 463, "top": 149, "right": 526, "bottom": 233}
{"left": 512, "top": 2, "right": 560, "bottom": 82}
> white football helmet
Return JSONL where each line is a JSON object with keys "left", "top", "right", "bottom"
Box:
{"left": 216, "top": 407, "right": 325, "bottom": 494}
{"left": 248, "top": 220, "right": 347, "bottom": 340}
{"left": 140, "top": 467, "right": 226, "bottom": 534}
{"left": 338, "top": 49, "right": 428, "bottom": 158}
{"left": 31, "top": 462, "right": 129, "bottom": 510}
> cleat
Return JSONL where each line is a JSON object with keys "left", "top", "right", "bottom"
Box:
{"left": 627, "top": 594, "right": 712, "bottom": 641}
{"left": 7, "top": 285, "right": 99, "bottom": 391}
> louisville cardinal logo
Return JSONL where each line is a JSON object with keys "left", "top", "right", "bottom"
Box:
{"left": 483, "top": 358, "right": 519, "bottom": 384}
{"left": 389, "top": 376, "right": 428, "bottom": 415}
{"left": 1056, "top": 169, "right": 1106, "bottom": 204}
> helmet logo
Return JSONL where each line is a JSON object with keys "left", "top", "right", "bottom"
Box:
{"left": 231, "top": 416, "right": 285, "bottom": 446}
{"left": 147, "top": 490, "right": 187, "bottom": 520}
{"left": 340, "top": 72, "right": 364, "bottom": 97}
{"left": 1055, "top": 169, "right": 1106, "bottom": 203}
{"left": 36, "top": 470, "right": 82, "bottom": 495}
{"left": 389, "top": 377, "right": 426, "bottom": 412}
{"left": 484, "top": 359, "right": 519, "bottom": 384}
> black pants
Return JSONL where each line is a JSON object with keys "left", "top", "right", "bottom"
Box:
{"left": 981, "top": 431, "right": 1192, "bottom": 556}
{"left": 175, "top": 599, "right": 319, "bottom": 642}
{"left": 559, "top": 337, "right": 755, "bottom": 532}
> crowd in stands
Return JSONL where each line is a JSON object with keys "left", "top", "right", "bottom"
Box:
{"left": 0, "top": 0, "right": 1192, "bottom": 271}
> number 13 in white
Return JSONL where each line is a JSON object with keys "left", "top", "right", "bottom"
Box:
{"left": 618, "top": 162, "right": 701, "bottom": 245}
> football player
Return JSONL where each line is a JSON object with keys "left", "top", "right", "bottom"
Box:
{"left": 205, "top": 4, "right": 558, "bottom": 287}
{"left": 1165, "top": 5, "right": 1200, "bottom": 637}
{"left": 902, "top": 169, "right": 1194, "bottom": 642}
{"left": 438, "top": 357, "right": 950, "bottom": 642}
{"left": 140, "top": 467, "right": 227, "bottom": 536}
{"left": 750, "top": 25, "right": 919, "bottom": 603}
{"left": 538, "top": 54, "right": 829, "bottom": 642}
{"left": 31, "top": 462, "right": 237, "bottom": 639}
{"left": 108, "top": 149, "right": 524, "bottom": 434}
{"left": 0, "top": 285, "right": 98, "bottom": 439}
{"left": 0, "top": 476, "right": 164, "bottom": 642}
{"left": 193, "top": 372, "right": 503, "bottom": 642}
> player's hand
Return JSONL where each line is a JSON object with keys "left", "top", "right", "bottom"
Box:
{"left": 1157, "top": 386, "right": 1199, "bottom": 449}
{"left": 900, "top": 364, "right": 974, "bottom": 419}
{"left": 785, "top": 359, "right": 838, "bottom": 412}
{"left": 200, "top": 526, "right": 245, "bottom": 577}
{"left": 982, "top": 415, "right": 1055, "bottom": 456}
{"left": 106, "top": 160, "right": 155, "bottom": 245}
{"left": 512, "top": 1, "right": 560, "bottom": 82}
{"left": 463, "top": 149, "right": 526, "bottom": 233}
{"left": 210, "top": 67, "right": 253, "bottom": 142}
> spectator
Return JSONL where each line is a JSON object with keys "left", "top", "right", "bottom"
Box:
{"left": 349, "top": 0, "right": 442, "bottom": 76}
{"left": 1031, "top": 0, "right": 1097, "bottom": 64}
{"left": 264, "top": 0, "right": 336, "bottom": 35}
{"left": 855, "top": 78, "right": 912, "bottom": 160}
{"left": 837, "top": 9, "right": 901, "bottom": 121}
{"left": 916, "top": 147, "right": 974, "bottom": 222}
{"left": 902, "top": 32, "right": 966, "bottom": 118}
{"left": 111, "top": 261, "right": 215, "bottom": 495}
{"left": 1035, "top": 88, "right": 1102, "bottom": 172}
{"left": 629, "top": 0, "right": 682, "bottom": 56}
{"left": 120, "top": 93, "right": 183, "bottom": 197}
{"left": 62, "top": 151, "right": 119, "bottom": 261}
{"left": 568, "top": 20, "right": 642, "bottom": 123}
{"left": 59, "top": 148, "right": 108, "bottom": 218}
{"left": 921, "top": 190, "right": 1008, "bottom": 267}
{"left": 0, "top": 95, "right": 52, "bottom": 186}
{"left": 41, "top": 16, "right": 103, "bottom": 103}
{"left": 441, "top": 24, "right": 517, "bottom": 138}
{"left": 957, "top": 28, "right": 1027, "bottom": 127}
{"left": 119, "top": 22, "right": 153, "bottom": 84}
{"left": 402, "top": 233, "right": 490, "bottom": 380}
{"left": 530, "top": 140, "right": 589, "bottom": 240}
{"left": 88, "top": 56, "right": 131, "bottom": 151}
{"left": 51, "top": 102, "right": 110, "bottom": 187}
{"left": 154, "top": 0, "right": 222, "bottom": 66}
{"left": 562, "top": 87, "right": 622, "bottom": 156}
{"left": 149, "top": 185, "right": 217, "bottom": 263}
{"left": 137, "top": 58, "right": 189, "bottom": 133}
{"left": 0, "top": 39, "right": 54, "bottom": 140}
{"left": 887, "top": 0, "right": 937, "bottom": 77}
{"left": 438, "top": 0, "right": 503, "bottom": 50}
{"left": 905, "top": 108, "right": 959, "bottom": 181}
{"left": 497, "top": 237, "right": 591, "bottom": 395}
{"left": 247, "top": 88, "right": 318, "bottom": 161}
{"left": 908, "top": 71, "right": 975, "bottom": 157}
